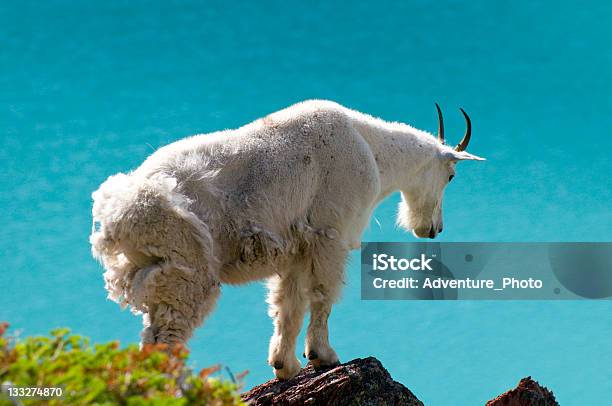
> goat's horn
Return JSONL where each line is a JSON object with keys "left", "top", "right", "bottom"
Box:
{"left": 435, "top": 103, "right": 444, "bottom": 144}
{"left": 456, "top": 108, "right": 471, "bottom": 151}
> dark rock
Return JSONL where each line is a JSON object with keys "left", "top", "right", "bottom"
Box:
{"left": 486, "top": 376, "right": 559, "bottom": 406}
{"left": 242, "top": 357, "right": 423, "bottom": 406}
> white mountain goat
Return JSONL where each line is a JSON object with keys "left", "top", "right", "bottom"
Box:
{"left": 90, "top": 100, "right": 484, "bottom": 379}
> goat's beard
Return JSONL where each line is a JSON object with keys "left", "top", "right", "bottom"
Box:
{"left": 397, "top": 197, "right": 433, "bottom": 238}
{"left": 396, "top": 199, "right": 413, "bottom": 233}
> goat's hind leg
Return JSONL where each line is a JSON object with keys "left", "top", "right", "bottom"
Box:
{"left": 135, "top": 261, "right": 220, "bottom": 347}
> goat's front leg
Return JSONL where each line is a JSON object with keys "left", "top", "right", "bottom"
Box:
{"left": 267, "top": 272, "right": 307, "bottom": 379}
{"left": 304, "top": 239, "right": 345, "bottom": 368}
{"left": 305, "top": 287, "right": 340, "bottom": 368}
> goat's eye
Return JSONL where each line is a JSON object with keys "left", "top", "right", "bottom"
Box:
{"left": 448, "top": 175, "right": 454, "bottom": 182}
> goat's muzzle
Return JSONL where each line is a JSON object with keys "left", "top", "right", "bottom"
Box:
{"left": 428, "top": 225, "right": 436, "bottom": 239}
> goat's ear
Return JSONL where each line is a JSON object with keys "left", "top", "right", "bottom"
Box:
{"left": 442, "top": 150, "right": 486, "bottom": 161}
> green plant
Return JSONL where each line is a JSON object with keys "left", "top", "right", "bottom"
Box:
{"left": 0, "top": 322, "right": 245, "bottom": 405}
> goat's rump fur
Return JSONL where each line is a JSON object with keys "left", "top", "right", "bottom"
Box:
{"left": 90, "top": 173, "right": 216, "bottom": 310}
{"left": 90, "top": 171, "right": 225, "bottom": 344}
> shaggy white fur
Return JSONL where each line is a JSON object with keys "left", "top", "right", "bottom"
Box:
{"left": 90, "top": 100, "right": 484, "bottom": 379}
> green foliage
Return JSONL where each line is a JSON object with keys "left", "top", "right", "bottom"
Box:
{"left": 0, "top": 322, "right": 245, "bottom": 405}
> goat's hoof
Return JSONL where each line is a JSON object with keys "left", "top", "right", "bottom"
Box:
{"left": 306, "top": 346, "right": 339, "bottom": 370}
{"left": 302, "top": 352, "right": 306, "bottom": 359}
{"left": 271, "top": 356, "right": 301, "bottom": 380}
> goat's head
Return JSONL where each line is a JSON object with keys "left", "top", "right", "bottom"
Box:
{"left": 398, "top": 104, "right": 485, "bottom": 239}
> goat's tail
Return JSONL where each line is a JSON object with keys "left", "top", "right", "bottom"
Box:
{"left": 90, "top": 172, "right": 216, "bottom": 312}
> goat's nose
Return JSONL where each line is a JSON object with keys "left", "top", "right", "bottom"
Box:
{"left": 429, "top": 226, "right": 436, "bottom": 239}
{"left": 438, "top": 226, "right": 443, "bottom": 233}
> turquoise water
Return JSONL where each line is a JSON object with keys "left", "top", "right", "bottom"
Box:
{"left": 1, "top": 1, "right": 611, "bottom": 404}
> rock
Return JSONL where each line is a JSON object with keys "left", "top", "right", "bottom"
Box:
{"left": 242, "top": 359, "right": 559, "bottom": 406}
{"left": 486, "top": 376, "right": 559, "bottom": 406}
{"left": 241, "top": 357, "right": 424, "bottom": 406}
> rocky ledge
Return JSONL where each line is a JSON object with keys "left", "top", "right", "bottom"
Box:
{"left": 242, "top": 357, "right": 559, "bottom": 406}
{"left": 242, "top": 357, "right": 423, "bottom": 406}
{"left": 486, "top": 376, "right": 558, "bottom": 406}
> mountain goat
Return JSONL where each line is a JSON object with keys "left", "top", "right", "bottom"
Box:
{"left": 90, "top": 100, "right": 484, "bottom": 379}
